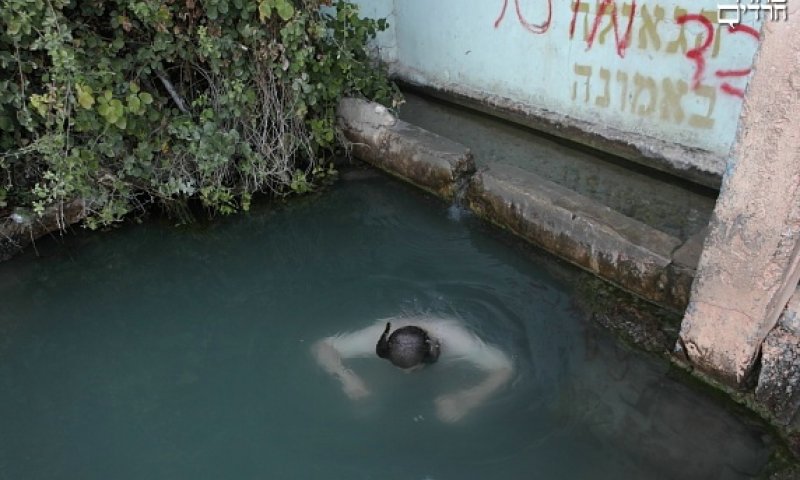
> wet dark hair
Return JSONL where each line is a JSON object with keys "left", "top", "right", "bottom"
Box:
{"left": 376, "top": 322, "right": 441, "bottom": 369}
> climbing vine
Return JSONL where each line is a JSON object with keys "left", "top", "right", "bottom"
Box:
{"left": 0, "top": 0, "right": 400, "bottom": 226}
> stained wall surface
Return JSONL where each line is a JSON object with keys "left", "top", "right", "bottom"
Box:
{"left": 354, "top": 0, "right": 764, "bottom": 182}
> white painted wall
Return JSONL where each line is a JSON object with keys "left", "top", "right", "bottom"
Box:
{"left": 349, "top": 0, "right": 398, "bottom": 64}
{"left": 353, "top": 0, "right": 764, "bottom": 177}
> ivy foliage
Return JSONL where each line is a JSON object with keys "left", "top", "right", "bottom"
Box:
{"left": 0, "top": 0, "right": 400, "bottom": 226}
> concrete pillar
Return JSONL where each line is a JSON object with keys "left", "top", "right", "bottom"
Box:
{"left": 677, "top": 12, "right": 800, "bottom": 388}
{"left": 756, "top": 286, "right": 800, "bottom": 425}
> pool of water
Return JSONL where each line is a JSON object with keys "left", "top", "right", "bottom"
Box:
{"left": 0, "top": 171, "right": 775, "bottom": 479}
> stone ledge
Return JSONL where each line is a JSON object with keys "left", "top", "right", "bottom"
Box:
{"left": 0, "top": 199, "right": 86, "bottom": 261}
{"left": 393, "top": 77, "right": 723, "bottom": 189}
{"left": 465, "top": 164, "right": 689, "bottom": 311}
{"left": 672, "top": 226, "right": 708, "bottom": 270}
{"left": 337, "top": 97, "right": 700, "bottom": 312}
{"left": 337, "top": 98, "right": 475, "bottom": 201}
{"left": 666, "top": 227, "right": 709, "bottom": 314}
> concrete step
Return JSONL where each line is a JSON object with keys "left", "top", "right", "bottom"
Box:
{"left": 338, "top": 96, "right": 705, "bottom": 312}
{"left": 466, "top": 164, "right": 694, "bottom": 312}
{"left": 398, "top": 92, "right": 716, "bottom": 243}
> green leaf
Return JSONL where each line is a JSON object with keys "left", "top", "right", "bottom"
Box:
{"left": 0, "top": 113, "right": 12, "bottom": 132}
{"left": 258, "top": 1, "right": 272, "bottom": 21}
{"left": 207, "top": 4, "right": 218, "bottom": 20}
{"left": 127, "top": 95, "right": 141, "bottom": 114}
{"left": 7, "top": 21, "right": 21, "bottom": 36}
{"left": 29, "top": 94, "right": 49, "bottom": 117}
{"left": 276, "top": 0, "right": 294, "bottom": 20}
{"left": 139, "top": 92, "right": 153, "bottom": 105}
{"left": 76, "top": 84, "right": 95, "bottom": 109}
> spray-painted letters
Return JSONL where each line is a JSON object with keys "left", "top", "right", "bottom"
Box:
{"left": 570, "top": 0, "right": 637, "bottom": 57}
{"left": 487, "top": 0, "right": 761, "bottom": 147}
{"left": 494, "top": 0, "right": 552, "bottom": 34}
{"left": 571, "top": 64, "right": 717, "bottom": 129}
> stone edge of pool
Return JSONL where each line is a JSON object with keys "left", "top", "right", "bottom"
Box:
{"left": 0, "top": 198, "right": 86, "bottom": 262}
{"left": 337, "top": 97, "right": 698, "bottom": 314}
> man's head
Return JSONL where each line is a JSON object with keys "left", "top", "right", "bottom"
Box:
{"left": 376, "top": 322, "right": 440, "bottom": 369}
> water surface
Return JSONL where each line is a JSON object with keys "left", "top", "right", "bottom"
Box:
{"left": 0, "top": 172, "right": 773, "bottom": 479}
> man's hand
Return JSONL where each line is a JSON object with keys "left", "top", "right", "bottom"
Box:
{"left": 312, "top": 340, "right": 371, "bottom": 400}
{"left": 341, "top": 371, "right": 371, "bottom": 400}
{"left": 434, "top": 391, "right": 479, "bottom": 423}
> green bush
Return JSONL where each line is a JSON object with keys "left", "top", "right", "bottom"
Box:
{"left": 0, "top": 0, "right": 400, "bottom": 226}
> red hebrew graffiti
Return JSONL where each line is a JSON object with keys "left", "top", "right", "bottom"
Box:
{"left": 570, "top": 0, "right": 637, "bottom": 58}
{"left": 675, "top": 14, "right": 714, "bottom": 90}
{"left": 569, "top": 0, "right": 580, "bottom": 38}
{"left": 715, "top": 66, "right": 753, "bottom": 96}
{"left": 494, "top": 0, "right": 509, "bottom": 28}
{"left": 719, "top": 83, "right": 745, "bottom": 97}
{"left": 715, "top": 24, "right": 760, "bottom": 98}
{"left": 494, "top": 0, "right": 552, "bottom": 34}
{"left": 727, "top": 23, "right": 760, "bottom": 39}
{"left": 715, "top": 68, "right": 753, "bottom": 77}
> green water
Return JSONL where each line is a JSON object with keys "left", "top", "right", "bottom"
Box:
{"left": 0, "top": 171, "right": 774, "bottom": 479}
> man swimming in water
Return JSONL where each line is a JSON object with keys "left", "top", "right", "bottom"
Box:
{"left": 311, "top": 317, "right": 514, "bottom": 423}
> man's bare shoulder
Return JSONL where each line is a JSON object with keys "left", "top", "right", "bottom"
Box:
{"left": 324, "top": 322, "right": 386, "bottom": 358}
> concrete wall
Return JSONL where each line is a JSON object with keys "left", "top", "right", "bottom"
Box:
{"left": 677, "top": 9, "right": 800, "bottom": 389}
{"left": 354, "top": 0, "right": 763, "bottom": 186}
{"left": 349, "top": 0, "right": 397, "bottom": 64}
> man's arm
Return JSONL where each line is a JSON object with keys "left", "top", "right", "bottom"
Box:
{"left": 434, "top": 363, "right": 513, "bottom": 422}
{"left": 311, "top": 340, "right": 371, "bottom": 399}
{"left": 310, "top": 323, "right": 385, "bottom": 400}
{"left": 431, "top": 322, "right": 514, "bottom": 422}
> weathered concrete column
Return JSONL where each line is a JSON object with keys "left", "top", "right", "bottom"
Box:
{"left": 677, "top": 13, "right": 800, "bottom": 388}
